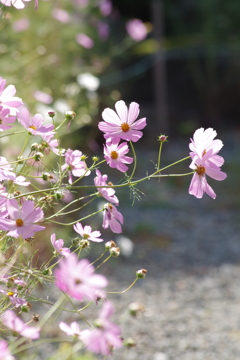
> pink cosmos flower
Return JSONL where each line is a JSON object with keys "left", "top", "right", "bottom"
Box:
{"left": 0, "top": 77, "right": 23, "bottom": 115}
{"left": 0, "top": 341, "right": 15, "bottom": 360}
{"left": 84, "top": 302, "right": 122, "bottom": 356}
{"left": 73, "top": 222, "right": 103, "bottom": 242}
{"left": 1, "top": 310, "right": 40, "bottom": 339}
{"left": 76, "top": 33, "right": 94, "bottom": 49}
{"left": 104, "top": 138, "right": 133, "bottom": 173}
{"left": 0, "top": 106, "right": 16, "bottom": 131}
{"left": 18, "top": 108, "right": 54, "bottom": 138}
{"left": 98, "top": 0, "right": 112, "bottom": 16}
{"left": 0, "top": 289, "right": 27, "bottom": 308}
{"left": 41, "top": 133, "right": 65, "bottom": 156}
{"left": 99, "top": 100, "right": 146, "bottom": 142}
{"left": 55, "top": 254, "right": 108, "bottom": 301}
{"left": 0, "top": 199, "right": 45, "bottom": 239}
{"left": 189, "top": 128, "right": 224, "bottom": 169}
{"left": 51, "top": 233, "right": 71, "bottom": 258}
{"left": 189, "top": 160, "right": 227, "bottom": 199}
{"left": 59, "top": 321, "right": 81, "bottom": 338}
{"left": 62, "top": 149, "right": 90, "bottom": 184}
{"left": 102, "top": 203, "right": 123, "bottom": 233}
{"left": 0, "top": 156, "right": 15, "bottom": 182}
{"left": 126, "top": 19, "right": 147, "bottom": 42}
{"left": 52, "top": 8, "right": 71, "bottom": 23}
{"left": 0, "top": 0, "right": 37, "bottom": 9}
{"left": 94, "top": 170, "right": 119, "bottom": 205}
{"left": 34, "top": 90, "right": 53, "bottom": 104}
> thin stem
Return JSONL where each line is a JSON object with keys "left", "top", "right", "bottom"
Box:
{"left": 129, "top": 141, "right": 137, "bottom": 181}
{"left": 90, "top": 250, "right": 107, "bottom": 266}
{"left": 107, "top": 277, "right": 138, "bottom": 294}
{"left": 94, "top": 255, "right": 112, "bottom": 271}
{"left": 157, "top": 142, "right": 163, "bottom": 170}
{"left": 48, "top": 208, "right": 103, "bottom": 226}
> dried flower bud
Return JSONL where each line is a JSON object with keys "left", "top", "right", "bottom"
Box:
{"left": 25, "top": 237, "right": 34, "bottom": 245}
{"left": 105, "top": 240, "right": 117, "bottom": 251}
{"left": 34, "top": 152, "right": 44, "bottom": 161}
{"left": 109, "top": 246, "right": 120, "bottom": 257}
{"left": 158, "top": 134, "right": 168, "bottom": 142}
{"left": 26, "top": 195, "right": 35, "bottom": 201}
{"left": 124, "top": 338, "right": 136, "bottom": 348}
{"left": 48, "top": 111, "right": 56, "bottom": 118}
{"left": 128, "top": 302, "right": 145, "bottom": 316}
{"left": 31, "top": 143, "right": 39, "bottom": 151}
{"left": 13, "top": 190, "right": 21, "bottom": 197}
{"left": 32, "top": 314, "right": 40, "bottom": 322}
{"left": 17, "top": 156, "right": 24, "bottom": 164}
{"left": 21, "top": 302, "right": 32, "bottom": 312}
{"left": 65, "top": 111, "right": 76, "bottom": 121}
{"left": 42, "top": 172, "right": 51, "bottom": 181}
{"left": 136, "top": 269, "right": 147, "bottom": 279}
{"left": 92, "top": 156, "right": 99, "bottom": 162}
{"left": 79, "top": 239, "right": 90, "bottom": 248}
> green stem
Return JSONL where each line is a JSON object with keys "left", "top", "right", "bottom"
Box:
{"left": 107, "top": 277, "right": 138, "bottom": 294}
{"left": 157, "top": 142, "right": 163, "bottom": 170}
{"left": 129, "top": 141, "right": 137, "bottom": 181}
{"left": 94, "top": 255, "right": 112, "bottom": 271}
{"left": 47, "top": 208, "right": 103, "bottom": 226}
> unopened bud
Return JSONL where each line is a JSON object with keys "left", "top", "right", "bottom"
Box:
{"left": 109, "top": 246, "right": 120, "bottom": 257}
{"left": 48, "top": 111, "right": 56, "bottom": 118}
{"left": 54, "top": 190, "right": 64, "bottom": 201}
{"left": 79, "top": 239, "right": 90, "bottom": 248}
{"left": 124, "top": 338, "right": 136, "bottom": 348}
{"left": 65, "top": 111, "right": 76, "bottom": 121}
{"left": 92, "top": 156, "right": 99, "bottom": 162}
{"left": 17, "top": 156, "right": 24, "bottom": 164}
{"left": 34, "top": 152, "right": 44, "bottom": 161}
{"left": 136, "top": 269, "right": 147, "bottom": 279}
{"left": 31, "top": 143, "right": 39, "bottom": 151}
{"left": 105, "top": 240, "right": 117, "bottom": 251}
{"left": 80, "top": 154, "right": 87, "bottom": 161}
{"left": 72, "top": 237, "right": 80, "bottom": 246}
{"left": 42, "top": 268, "right": 52, "bottom": 276}
{"left": 158, "top": 134, "right": 168, "bottom": 142}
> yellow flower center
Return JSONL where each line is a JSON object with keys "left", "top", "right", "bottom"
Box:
{"left": 110, "top": 151, "right": 118, "bottom": 160}
{"left": 16, "top": 219, "right": 24, "bottom": 227}
{"left": 121, "top": 123, "right": 130, "bottom": 132}
{"left": 0, "top": 118, "right": 2, "bottom": 124}
{"left": 29, "top": 125, "right": 37, "bottom": 130}
{"left": 7, "top": 291, "right": 14, "bottom": 296}
{"left": 196, "top": 166, "right": 205, "bottom": 176}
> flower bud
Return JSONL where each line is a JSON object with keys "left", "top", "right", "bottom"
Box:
{"left": 34, "top": 152, "right": 44, "bottom": 161}
{"left": 13, "top": 190, "right": 21, "bottom": 197}
{"left": 72, "top": 237, "right": 80, "bottom": 246}
{"left": 92, "top": 156, "right": 99, "bottom": 162}
{"left": 79, "top": 239, "right": 90, "bottom": 248}
{"left": 124, "top": 338, "right": 136, "bottom": 348}
{"left": 48, "top": 111, "right": 56, "bottom": 118}
{"left": 32, "top": 314, "right": 40, "bottom": 322}
{"left": 42, "top": 268, "right": 52, "bottom": 276}
{"left": 54, "top": 190, "right": 64, "bottom": 201}
{"left": 80, "top": 154, "right": 87, "bottom": 161}
{"left": 65, "top": 111, "right": 76, "bottom": 121}
{"left": 42, "top": 172, "right": 51, "bottom": 181}
{"left": 158, "top": 134, "right": 168, "bottom": 142}
{"left": 21, "top": 302, "right": 32, "bottom": 312}
{"left": 17, "top": 156, "right": 24, "bottom": 164}
{"left": 128, "top": 302, "right": 145, "bottom": 316}
{"left": 109, "top": 246, "right": 120, "bottom": 257}
{"left": 26, "top": 195, "right": 35, "bottom": 201}
{"left": 136, "top": 269, "right": 147, "bottom": 279}
{"left": 105, "top": 240, "right": 117, "bottom": 251}
{"left": 31, "top": 143, "right": 39, "bottom": 151}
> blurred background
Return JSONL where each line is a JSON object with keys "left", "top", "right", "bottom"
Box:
{"left": 1, "top": 1, "right": 240, "bottom": 359}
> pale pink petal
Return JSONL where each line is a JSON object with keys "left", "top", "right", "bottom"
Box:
{"left": 115, "top": 100, "right": 128, "bottom": 124}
